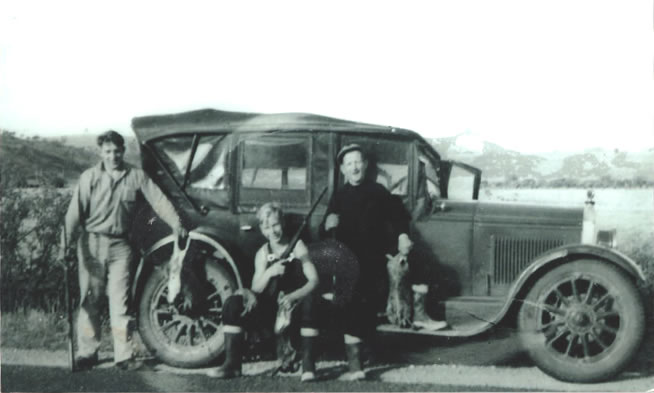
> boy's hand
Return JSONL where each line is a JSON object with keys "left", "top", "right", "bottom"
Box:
{"left": 278, "top": 292, "right": 298, "bottom": 310}
{"left": 236, "top": 289, "right": 258, "bottom": 316}
{"left": 268, "top": 262, "right": 286, "bottom": 278}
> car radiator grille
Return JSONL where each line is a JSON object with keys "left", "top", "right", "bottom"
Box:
{"left": 491, "top": 236, "right": 564, "bottom": 284}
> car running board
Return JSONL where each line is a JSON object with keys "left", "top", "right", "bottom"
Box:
{"left": 377, "top": 321, "right": 494, "bottom": 337}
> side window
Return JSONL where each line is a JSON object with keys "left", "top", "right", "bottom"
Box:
{"left": 239, "top": 135, "right": 310, "bottom": 205}
{"left": 341, "top": 137, "right": 410, "bottom": 195}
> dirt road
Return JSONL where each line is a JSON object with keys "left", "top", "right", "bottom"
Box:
{"left": 3, "top": 331, "right": 652, "bottom": 392}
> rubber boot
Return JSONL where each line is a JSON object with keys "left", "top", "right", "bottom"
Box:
{"left": 412, "top": 284, "right": 447, "bottom": 331}
{"left": 301, "top": 336, "right": 317, "bottom": 382}
{"left": 341, "top": 343, "right": 365, "bottom": 381}
{"left": 207, "top": 332, "right": 243, "bottom": 378}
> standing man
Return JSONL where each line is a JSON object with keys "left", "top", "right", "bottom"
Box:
{"left": 61, "top": 130, "right": 186, "bottom": 371}
{"left": 321, "top": 144, "right": 413, "bottom": 380}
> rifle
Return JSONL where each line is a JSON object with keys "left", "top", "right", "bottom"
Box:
{"left": 263, "top": 186, "right": 328, "bottom": 299}
{"left": 61, "top": 226, "right": 77, "bottom": 372}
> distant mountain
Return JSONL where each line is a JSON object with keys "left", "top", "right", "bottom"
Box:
{"left": 430, "top": 134, "right": 654, "bottom": 188}
{"left": 3, "top": 128, "right": 650, "bottom": 189}
{"left": 52, "top": 134, "right": 141, "bottom": 165}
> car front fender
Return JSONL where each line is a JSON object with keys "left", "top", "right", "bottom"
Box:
{"left": 496, "top": 243, "right": 646, "bottom": 325}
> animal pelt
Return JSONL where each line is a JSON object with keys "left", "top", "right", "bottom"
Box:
{"left": 386, "top": 253, "right": 413, "bottom": 328}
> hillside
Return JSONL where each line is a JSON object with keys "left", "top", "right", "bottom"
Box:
{"left": 430, "top": 135, "right": 654, "bottom": 188}
{"left": 0, "top": 131, "right": 99, "bottom": 188}
{"left": 0, "top": 131, "right": 140, "bottom": 188}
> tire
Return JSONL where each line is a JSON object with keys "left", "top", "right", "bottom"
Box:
{"left": 518, "top": 259, "right": 645, "bottom": 383}
{"left": 138, "top": 254, "right": 237, "bottom": 368}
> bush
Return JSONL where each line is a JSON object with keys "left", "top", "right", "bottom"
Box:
{"left": 619, "top": 235, "right": 654, "bottom": 295}
{"left": 0, "top": 187, "right": 76, "bottom": 312}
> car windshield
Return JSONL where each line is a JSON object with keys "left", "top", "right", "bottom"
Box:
{"left": 153, "top": 134, "right": 228, "bottom": 190}
{"left": 418, "top": 150, "right": 441, "bottom": 200}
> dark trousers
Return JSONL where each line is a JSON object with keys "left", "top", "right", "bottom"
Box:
{"left": 223, "top": 292, "right": 319, "bottom": 331}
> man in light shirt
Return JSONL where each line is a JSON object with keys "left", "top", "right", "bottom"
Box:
{"left": 62, "top": 130, "right": 186, "bottom": 371}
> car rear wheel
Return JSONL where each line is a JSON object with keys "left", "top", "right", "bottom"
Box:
{"left": 518, "top": 259, "right": 645, "bottom": 383}
{"left": 138, "top": 254, "right": 237, "bottom": 368}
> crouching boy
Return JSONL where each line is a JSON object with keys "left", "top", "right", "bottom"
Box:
{"left": 208, "top": 202, "right": 320, "bottom": 382}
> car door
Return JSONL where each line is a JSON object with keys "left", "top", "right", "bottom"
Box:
{"left": 235, "top": 133, "right": 316, "bottom": 270}
{"left": 411, "top": 148, "right": 480, "bottom": 298}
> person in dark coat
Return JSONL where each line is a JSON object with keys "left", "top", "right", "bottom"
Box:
{"left": 321, "top": 144, "right": 413, "bottom": 380}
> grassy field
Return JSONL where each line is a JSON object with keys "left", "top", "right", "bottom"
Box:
{"left": 481, "top": 187, "right": 654, "bottom": 279}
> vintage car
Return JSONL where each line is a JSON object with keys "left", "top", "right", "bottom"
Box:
{"left": 128, "top": 108, "right": 646, "bottom": 383}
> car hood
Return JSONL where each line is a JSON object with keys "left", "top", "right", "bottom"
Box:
{"left": 475, "top": 201, "right": 583, "bottom": 227}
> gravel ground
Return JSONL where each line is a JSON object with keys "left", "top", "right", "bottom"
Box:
{"left": 3, "top": 346, "right": 652, "bottom": 392}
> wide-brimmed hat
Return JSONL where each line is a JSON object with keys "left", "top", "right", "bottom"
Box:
{"left": 336, "top": 143, "right": 364, "bottom": 164}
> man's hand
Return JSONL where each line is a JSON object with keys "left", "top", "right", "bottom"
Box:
{"left": 325, "top": 213, "right": 340, "bottom": 231}
{"left": 58, "top": 245, "right": 75, "bottom": 263}
{"left": 174, "top": 226, "right": 188, "bottom": 240}
{"left": 398, "top": 233, "right": 413, "bottom": 257}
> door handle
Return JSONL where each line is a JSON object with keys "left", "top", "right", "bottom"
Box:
{"left": 432, "top": 201, "right": 449, "bottom": 213}
{"left": 240, "top": 225, "right": 253, "bottom": 231}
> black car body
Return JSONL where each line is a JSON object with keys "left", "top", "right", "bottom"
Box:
{"left": 129, "top": 109, "right": 646, "bottom": 383}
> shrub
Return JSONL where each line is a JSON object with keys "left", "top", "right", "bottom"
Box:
{"left": 0, "top": 187, "right": 76, "bottom": 312}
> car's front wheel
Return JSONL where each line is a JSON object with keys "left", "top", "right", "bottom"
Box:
{"left": 518, "top": 259, "right": 645, "bottom": 383}
{"left": 138, "top": 254, "right": 237, "bottom": 368}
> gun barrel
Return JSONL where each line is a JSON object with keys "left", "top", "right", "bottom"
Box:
{"left": 280, "top": 186, "right": 328, "bottom": 259}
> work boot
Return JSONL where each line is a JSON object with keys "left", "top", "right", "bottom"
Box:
{"left": 74, "top": 352, "right": 98, "bottom": 371}
{"left": 207, "top": 332, "right": 243, "bottom": 378}
{"left": 340, "top": 343, "right": 365, "bottom": 381}
{"left": 301, "top": 335, "right": 317, "bottom": 382}
{"left": 412, "top": 284, "right": 448, "bottom": 331}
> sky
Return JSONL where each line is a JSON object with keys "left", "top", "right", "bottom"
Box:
{"left": 0, "top": 0, "right": 652, "bottom": 153}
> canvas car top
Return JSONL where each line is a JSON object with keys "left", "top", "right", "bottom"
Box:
{"left": 131, "top": 108, "right": 422, "bottom": 142}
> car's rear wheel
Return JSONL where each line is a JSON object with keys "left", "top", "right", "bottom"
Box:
{"left": 138, "top": 253, "right": 237, "bottom": 368}
{"left": 518, "top": 259, "right": 645, "bottom": 383}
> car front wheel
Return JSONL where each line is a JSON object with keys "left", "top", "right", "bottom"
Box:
{"left": 518, "top": 259, "right": 645, "bottom": 383}
{"left": 138, "top": 255, "right": 237, "bottom": 368}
